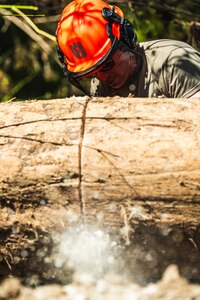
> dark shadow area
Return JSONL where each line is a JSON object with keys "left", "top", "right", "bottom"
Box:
{"left": 0, "top": 222, "right": 199, "bottom": 287}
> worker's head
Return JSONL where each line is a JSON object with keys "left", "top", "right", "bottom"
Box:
{"left": 56, "top": 0, "right": 138, "bottom": 92}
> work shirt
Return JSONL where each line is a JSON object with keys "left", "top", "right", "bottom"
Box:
{"left": 90, "top": 39, "right": 200, "bottom": 98}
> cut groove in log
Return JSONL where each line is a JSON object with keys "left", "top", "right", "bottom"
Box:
{"left": 78, "top": 97, "right": 90, "bottom": 220}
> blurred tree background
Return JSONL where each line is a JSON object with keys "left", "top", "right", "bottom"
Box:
{"left": 0, "top": 0, "right": 199, "bottom": 102}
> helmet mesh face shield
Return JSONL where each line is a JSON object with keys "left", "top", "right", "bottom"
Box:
{"left": 56, "top": 0, "right": 124, "bottom": 82}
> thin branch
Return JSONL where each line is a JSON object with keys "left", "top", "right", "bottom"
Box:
{"left": 0, "top": 8, "right": 53, "bottom": 55}
{"left": 34, "top": 14, "right": 61, "bottom": 24}
{"left": 11, "top": 6, "right": 56, "bottom": 42}
{"left": 0, "top": 5, "right": 38, "bottom": 10}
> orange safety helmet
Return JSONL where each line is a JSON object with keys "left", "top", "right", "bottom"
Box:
{"left": 56, "top": 0, "right": 124, "bottom": 75}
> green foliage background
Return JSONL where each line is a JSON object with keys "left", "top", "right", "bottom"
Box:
{"left": 0, "top": 0, "right": 199, "bottom": 101}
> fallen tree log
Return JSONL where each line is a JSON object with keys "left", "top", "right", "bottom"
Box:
{"left": 0, "top": 97, "right": 200, "bottom": 282}
{"left": 1, "top": 97, "right": 200, "bottom": 228}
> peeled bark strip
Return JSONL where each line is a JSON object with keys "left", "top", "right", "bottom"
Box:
{"left": 0, "top": 97, "right": 200, "bottom": 229}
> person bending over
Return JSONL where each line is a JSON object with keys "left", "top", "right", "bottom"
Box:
{"left": 56, "top": 0, "right": 200, "bottom": 99}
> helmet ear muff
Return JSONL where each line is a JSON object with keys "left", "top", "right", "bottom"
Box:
{"left": 122, "top": 20, "right": 137, "bottom": 48}
{"left": 102, "top": 7, "right": 137, "bottom": 49}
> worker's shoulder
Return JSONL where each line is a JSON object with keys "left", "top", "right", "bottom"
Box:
{"left": 140, "top": 39, "right": 196, "bottom": 55}
{"left": 139, "top": 39, "right": 199, "bottom": 69}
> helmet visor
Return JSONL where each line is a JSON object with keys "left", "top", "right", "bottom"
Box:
{"left": 67, "top": 36, "right": 120, "bottom": 80}
{"left": 69, "top": 41, "right": 138, "bottom": 94}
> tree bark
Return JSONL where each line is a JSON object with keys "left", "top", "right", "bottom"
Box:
{"left": 0, "top": 97, "right": 200, "bottom": 230}
{"left": 1, "top": 96, "right": 200, "bottom": 281}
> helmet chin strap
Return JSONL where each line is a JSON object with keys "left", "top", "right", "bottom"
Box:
{"left": 69, "top": 77, "right": 91, "bottom": 96}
